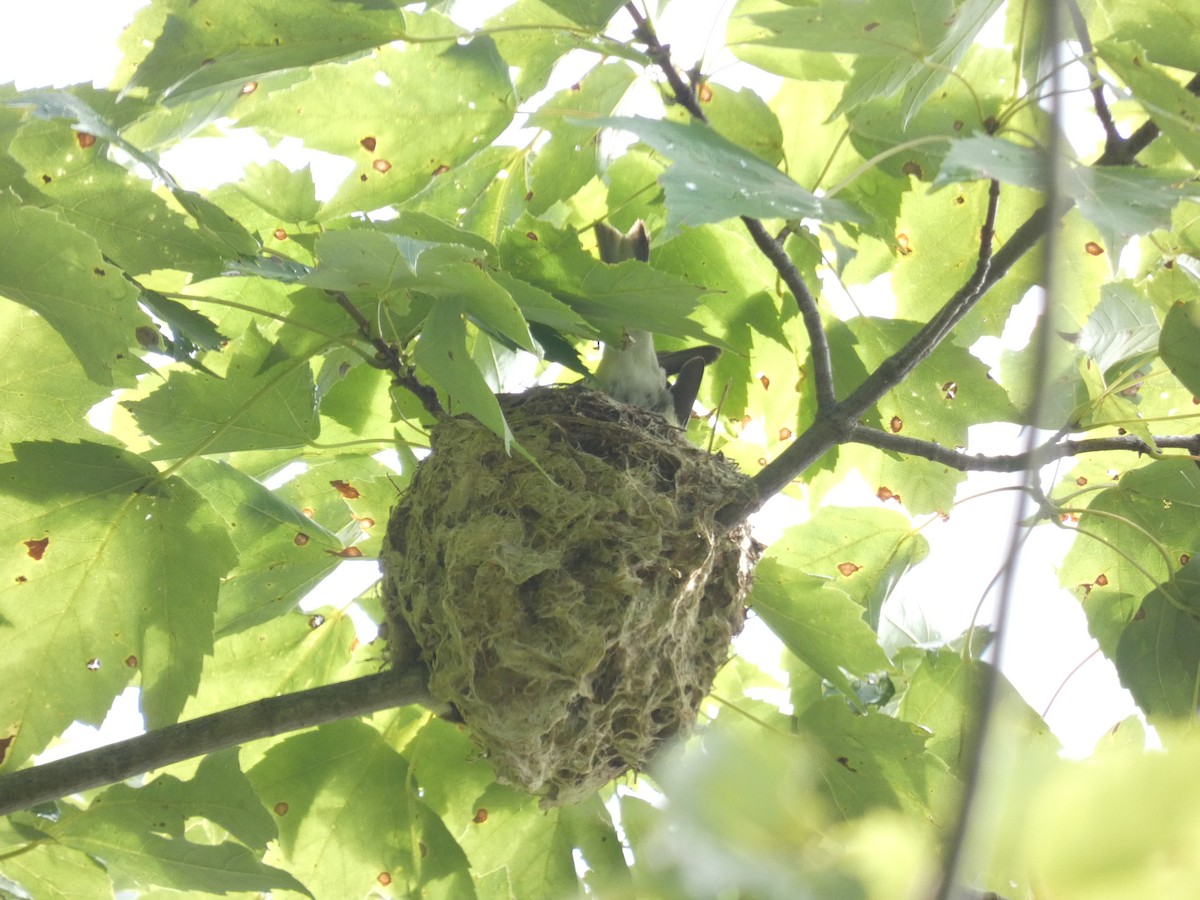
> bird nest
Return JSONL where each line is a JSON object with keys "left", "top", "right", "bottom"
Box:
{"left": 379, "top": 385, "right": 757, "bottom": 805}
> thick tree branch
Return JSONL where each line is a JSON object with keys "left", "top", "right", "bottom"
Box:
{"left": 0, "top": 666, "right": 438, "bottom": 818}
{"left": 849, "top": 426, "right": 1200, "bottom": 472}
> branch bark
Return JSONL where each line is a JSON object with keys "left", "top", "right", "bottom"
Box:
{"left": 0, "top": 666, "right": 438, "bottom": 818}
{"left": 849, "top": 426, "right": 1200, "bottom": 472}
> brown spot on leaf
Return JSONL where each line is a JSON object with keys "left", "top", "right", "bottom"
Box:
{"left": 837, "top": 755, "right": 857, "bottom": 771}
{"left": 294, "top": 532, "right": 310, "bottom": 546}
{"left": 1095, "top": 574, "right": 1109, "bottom": 587}
{"left": 698, "top": 82, "right": 713, "bottom": 103}
{"left": 526, "top": 231, "right": 538, "bottom": 241}
{"left": 86, "top": 658, "right": 100, "bottom": 671}
{"left": 328, "top": 546, "right": 363, "bottom": 558}
{"left": 373, "top": 159, "right": 392, "bottom": 173}
{"left": 359, "top": 173, "right": 368, "bottom": 182}
{"left": 863, "top": 21, "right": 879, "bottom": 31}
{"left": 524, "top": 190, "right": 533, "bottom": 202}
{"left": 356, "top": 515, "right": 376, "bottom": 529}
{"left": 954, "top": 195, "right": 965, "bottom": 205}
{"left": 93, "top": 267, "right": 106, "bottom": 276}
{"left": 0, "top": 733, "right": 13, "bottom": 765}
{"left": 378, "top": 872, "right": 392, "bottom": 886}
{"left": 432, "top": 164, "right": 450, "bottom": 176}
{"left": 1085, "top": 242, "right": 1104, "bottom": 256}
{"left": 274, "top": 802, "right": 289, "bottom": 816}
{"left": 76, "top": 132, "right": 96, "bottom": 149}
{"left": 273, "top": 228, "right": 287, "bottom": 240}
{"left": 837, "top": 562, "right": 861, "bottom": 577}
{"left": 759, "top": 374, "right": 770, "bottom": 390}
{"left": 896, "top": 233, "right": 912, "bottom": 255}
{"left": 889, "top": 416, "right": 903, "bottom": 433}
{"left": 24, "top": 538, "right": 48, "bottom": 561}
{"left": 135, "top": 326, "right": 160, "bottom": 348}
{"left": 902, "top": 160, "right": 923, "bottom": 178}
{"left": 125, "top": 655, "right": 138, "bottom": 668}
{"left": 778, "top": 427, "right": 792, "bottom": 441}
{"left": 877, "top": 486, "right": 901, "bottom": 504}
{"left": 308, "top": 614, "right": 325, "bottom": 629}
{"left": 360, "top": 136, "right": 377, "bottom": 152}
{"left": 331, "top": 480, "right": 361, "bottom": 500}
{"left": 1076, "top": 476, "right": 1088, "bottom": 486}
{"left": 1181, "top": 553, "right": 1191, "bottom": 566}
{"left": 14, "top": 575, "right": 26, "bottom": 584}
{"left": 240, "top": 81, "right": 258, "bottom": 95}
{"left": 473, "top": 808, "right": 488, "bottom": 824}
{"left": 942, "top": 381, "right": 957, "bottom": 399}
{"left": 40, "top": 174, "right": 51, "bottom": 184}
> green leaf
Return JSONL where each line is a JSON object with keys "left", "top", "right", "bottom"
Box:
{"left": 0, "top": 441, "right": 236, "bottom": 765}
{"left": 6, "top": 89, "right": 259, "bottom": 258}
{"left": 685, "top": 83, "right": 785, "bottom": 167}
{"left": 128, "top": 0, "right": 411, "bottom": 102}
{"left": 1099, "top": 40, "right": 1200, "bottom": 168}
{"left": 0, "top": 304, "right": 115, "bottom": 461}
{"left": 47, "top": 752, "right": 307, "bottom": 896}
{"left": 1078, "top": 282, "right": 1161, "bottom": 374}
{"left": 140, "top": 290, "right": 226, "bottom": 353}
{"left": 1060, "top": 459, "right": 1200, "bottom": 656}
{"left": 1115, "top": 559, "right": 1200, "bottom": 720}
{"left": 590, "top": 116, "right": 862, "bottom": 231}
{"left": 238, "top": 38, "right": 515, "bottom": 218}
{"left": 8, "top": 121, "right": 228, "bottom": 278}
{"left": 0, "top": 196, "right": 145, "bottom": 385}
{"left": 936, "top": 134, "right": 1199, "bottom": 251}
{"left": 123, "top": 324, "right": 321, "bottom": 460}
{"left": 222, "top": 160, "right": 322, "bottom": 225}
{"left": 766, "top": 507, "right": 929, "bottom": 629}
{"left": 414, "top": 299, "right": 512, "bottom": 449}
{"left": 527, "top": 63, "right": 636, "bottom": 214}
{"left": 0, "top": 832, "right": 111, "bottom": 900}
{"left": 748, "top": 557, "right": 891, "bottom": 705}
{"left": 499, "top": 216, "right": 716, "bottom": 346}
{"left": 842, "top": 316, "right": 1019, "bottom": 447}
{"left": 537, "top": 0, "right": 624, "bottom": 29}
{"left": 249, "top": 720, "right": 470, "bottom": 899}
{"left": 797, "top": 697, "right": 955, "bottom": 820}
{"left": 744, "top": 0, "right": 1004, "bottom": 123}
{"left": 897, "top": 649, "right": 1058, "bottom": 774}
{"left": 180, "top": 458, "right": 344, "bottom": 637}
{"left": 1160, "top": 300, "right": 1200, "bottom": 398}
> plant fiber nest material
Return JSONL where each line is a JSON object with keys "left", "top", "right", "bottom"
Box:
{"left": 380, "top": 385, "right": 757, "bottom": 805}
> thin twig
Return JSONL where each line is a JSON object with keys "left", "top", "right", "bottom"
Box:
{"left": 624, "top": 3, "right": 837, "bottom": 412}
{"left": 936, "top": 0, "right": 1067, "bottom": 893}
{"left": 327, "top": 290, "right": 442, "bottom": 416}
{"left": 849, "top": 426, "right": 1200, "bottom": 472}
{"left": 0, "top": 667, "right": 438, "bottom": 818}
{"left": 1064, "top": 0, "right": 1123, "bottom": 158}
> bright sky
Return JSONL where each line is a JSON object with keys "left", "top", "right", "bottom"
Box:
{"left": 0, "top": 0, "right": 1138, "bottom": 759}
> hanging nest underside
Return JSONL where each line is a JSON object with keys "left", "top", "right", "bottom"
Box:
{"left": 380, "top": 384, "right": 758, "bottom": 806}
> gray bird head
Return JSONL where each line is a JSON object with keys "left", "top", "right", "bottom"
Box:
{"left": 590, "top": 221, "right": 720, "bottom": 427}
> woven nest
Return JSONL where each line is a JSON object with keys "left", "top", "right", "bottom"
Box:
{"left": 380, "top": 385, "right": 757, "bottom": 805}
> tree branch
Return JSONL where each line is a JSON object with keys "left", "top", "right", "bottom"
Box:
{"left": 623, "top": 3, "right": 838, "bottom": 412}
{"left": 0, "top": 666, "right": 439, "bottom": 818}
{"left": 1064, "top": 0, "right": 1123, "bottom": 159}
{"left": 328, "top": 290, "right": 443, "bottom": 417}
{"left": 848, "top": 426, "right": 1200, "bottom": 472}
